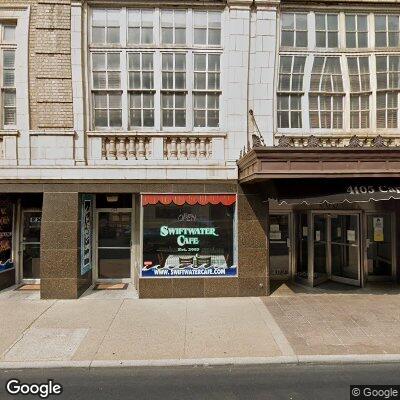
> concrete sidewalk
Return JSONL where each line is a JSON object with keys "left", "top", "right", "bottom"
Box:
{"left": 1, "top": 283, "right": 400, "bottom": 368}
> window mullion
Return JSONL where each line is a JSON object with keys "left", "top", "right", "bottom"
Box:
{"left": 342, "top": 55, "right": 350, "bottom": 131}
{"left": 187, "top": 50, "right": 193, "bottom": 130}
{"left": 371, "top": 54, "right": 377, "bottom": 131}
{"left": 154, "top": 50, "right": 161, "bottom": 130}
{"left": 121, "top": 49, "right": 128, "bottom": 130}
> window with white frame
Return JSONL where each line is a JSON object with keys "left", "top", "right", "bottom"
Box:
{"left": 345, "top": 14, "right": 368, "bottom": 48}
{"left": 375, "top": 15, "right": 400, "bottom": 48}
{"left": 278, "top": 10, "right": 400, "bottom": 134}
{"left": 1, "top": 23, "right": 16, "bottom": 128}
{"left": 281, "top": 13, "right": 307, "bottom": 47}
{"left": 92, "top": 9, "right": 120, "bottom": 44}
{"left": 376, "top": 55, "right": 400, "bottom": 128}
{"left": 128, "top": 9, "right": 154, "bottom": 44}
{"left": 89, "top": 7, "right": 223, "bottom": 131}
{"left": 309, "top": 57, "right": 344, "bottom": 129}
{"left": 161, "top": 10, "right": 186, "bottom": 45}
{"left": 194, "top": 11, "right": 221, "bottom": 45}
{"left": 92, "top": 52, "right": 122, "bottom": 127}
{"left": 161, "top": 53, "right": 186, "bottom": 127}
{"left": 193, "top": 53, "right": 221, "bottom": 127}
{"left": 347, "top": 57, "right": 370, "bottom": 129}
{"left": 128, "top": 52, "right": 154, "bottom": 127}
{"left": 315, "top": 14, "right": 338, "bottom": 48}
{"left": 277, "top": 56, "right": 306, "bottom": 128}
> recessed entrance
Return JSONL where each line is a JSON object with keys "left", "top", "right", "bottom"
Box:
{"left": 292, "top": 211, "right": 361, "bottom": 287}
{"left": 20, "top": 210, "right": 42, "bottom": 282}
{"left": 96, "top": 210, "right": 132, "bottom": 280}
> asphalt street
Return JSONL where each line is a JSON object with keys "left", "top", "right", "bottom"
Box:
{"left": 1, "top": 363, "right": 400, "bottom": 400}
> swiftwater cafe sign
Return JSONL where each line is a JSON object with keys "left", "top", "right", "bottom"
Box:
{"left": 141, "top": 194, "right": 237, "bottom": 278}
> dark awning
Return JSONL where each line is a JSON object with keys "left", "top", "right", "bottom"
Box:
{"left": 267, "top": 178, "right": 400, "bottom": 205}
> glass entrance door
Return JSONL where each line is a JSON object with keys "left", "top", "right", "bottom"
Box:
{"left": 269, "top": 214, "right": 291, "bottom": 279}
{"left": 97, "top": 211, "right": 131, "bottom": 279}
{"left": 295, "top": 212, "right": 309, "bottom": 282}
{"left": 366, "top": 214, "right": 394, "bottom": 280}
{"left": 312, "top": 214, "right": 329, "bottom": 285}
{"left": 21, "top": 211, "right": 42, "bottom": 280}
{"left": 330, "top": 214, "right": 361, "bottom": 285}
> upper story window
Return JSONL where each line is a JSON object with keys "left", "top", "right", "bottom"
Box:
{"left": 92, "top": 9, "right": 120, "bottom": 44}
{"left": 277, "top": 56, "right": 306, "bottom": 128}
{"left": 375, "top": 15, "right": 400, "bottom": 48}
{"left": 278, "top": 10, "right": 399, "bottom": 133}
{"left": 281, "top": 13, "right": 307, "bottom": 47}
{"left": 309, "top": 57, "right": 344, "bottom": 129}
{"left": 194, "top": 11, "right": 221, "bottom": 45}
{"left": 315, "top": 14, "right": 338, "bottom": 48}
{"left": 345, "top": 14, "right": 368, "bottom": 48}
{"left": 89, "top": 8, "right": 223, "bottom": 130}
{"left": 0, "top": 22, "right": 17, "bottom": 128}
{"left": 161, "top": 10, "right": 186, "bottom": 45}
{"left": 347, "top": 57, "right": 370, "bottom": 129}
{"left": 128, "top": 9, "right": 154, "bottom": 44}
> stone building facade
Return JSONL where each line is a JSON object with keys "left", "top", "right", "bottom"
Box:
{"left": 0, "top": 0, "right": 399, "bottom": 298}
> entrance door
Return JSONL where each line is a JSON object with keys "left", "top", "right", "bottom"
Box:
{"left": 295, "top": 212, "right": 309, "bottom": 282}
{"left": 366, "top": 213, "right": 395, "bottom": 280}
{"left": 312, "top": 214, "right": 329, "bottom": 285}
{"left": 97, "top": 211, "right": 131, "bottom": 280}
{"left": 269, "top": 214, "right": 291, "bottom": 279}
{"left": 21, "top": 210, "right": 42, "bottom": 281}
{"left": 330, "top": 214, "right": 361, "bottom": 285}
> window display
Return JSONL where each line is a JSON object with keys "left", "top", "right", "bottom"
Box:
{"left": 142, "top": 194, "right": 236, "bottom": 278}
{"left": 0, "top": 199, "right": 13, "bottom": 271}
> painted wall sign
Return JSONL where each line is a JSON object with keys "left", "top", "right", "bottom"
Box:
{"left": 80, "top": 195, "right": 93, "bottom": 276}
{"left": 0, "top": 199, "right": 13, "bottom": 271}
{"left": 142, "top": 197, "right": 236, "bottom": 278}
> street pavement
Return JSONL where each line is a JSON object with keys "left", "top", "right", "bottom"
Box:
{"left": 1, "top": 282, "right": 400, "bottom": 367}
{"left": 1, "top": 363, "right": 400, "bottom": 399}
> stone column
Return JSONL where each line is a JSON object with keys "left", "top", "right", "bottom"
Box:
{"left": 40, "top": 192, "right": 89, "bottom": 299}
{"left": 237, "top": 184, "right": 269, "bottom": 296}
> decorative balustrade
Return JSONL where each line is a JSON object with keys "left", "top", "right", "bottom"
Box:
{"left": 101, "top": 136, "right": 151, "bottom": 160}
{"left": 274, "top": 134, "right": 400, "bottom": 148}
{"left": 88, "top": 133, "right": 225, "bottom": 163}
{"left": 163, "top": 136, "right": 212, "bottom": 160}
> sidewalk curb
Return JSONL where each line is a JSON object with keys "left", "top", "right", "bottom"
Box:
{"left": 1, "top": 354, "right": 400, "bottom": 369}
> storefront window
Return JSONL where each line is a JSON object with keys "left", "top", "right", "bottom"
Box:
{"left": 0, "top": 198, "right": 13, "bottom": 271}
{"left": 142, "top": 195, "right": 236, "bottom": 277}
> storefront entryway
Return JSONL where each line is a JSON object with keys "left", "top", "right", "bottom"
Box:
{"left": 269, "top": 213, "right": 292, "bottom": 280}
{"left": 95, "top": 210, "right": 132, "bottom": 281}
{"left": 366, "top": 213, "right": 396, "bottom": 281}
{"left": 20, "top": 210, "right": 42, "bottom": 283}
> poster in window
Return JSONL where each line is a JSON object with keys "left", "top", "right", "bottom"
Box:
{"left": 80, "top": 195, "right": 93, "bottom": 276}
{"left": 0, "top": 199, "right": 13, "bottom": 271}
{"left": 142, "top": 196, "right": 236, "bottom": 278}
{"left": 373, "top": 217, "right": 384, "bottom": 242}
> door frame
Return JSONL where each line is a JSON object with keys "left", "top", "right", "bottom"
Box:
{"left": 364, "top": 211, "right": 396, "bottom": 282}
{"left": 310, "top": 210, "right": 362, "bottom": 287}
{"left": 93, "top": 206, "right": 134, "bottom": 283}
{"left": 19, "top": 208, "right": 42, "bottom": 284}
{"left": 269, "top": 211, "right": 293, "bottom": 280}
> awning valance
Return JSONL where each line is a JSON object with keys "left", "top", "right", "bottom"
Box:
{"left": 142, "top": 194, "right": 236, "bottom": 206}
{"left": 268, "top": 179, "right": 400, "bottom": 205}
